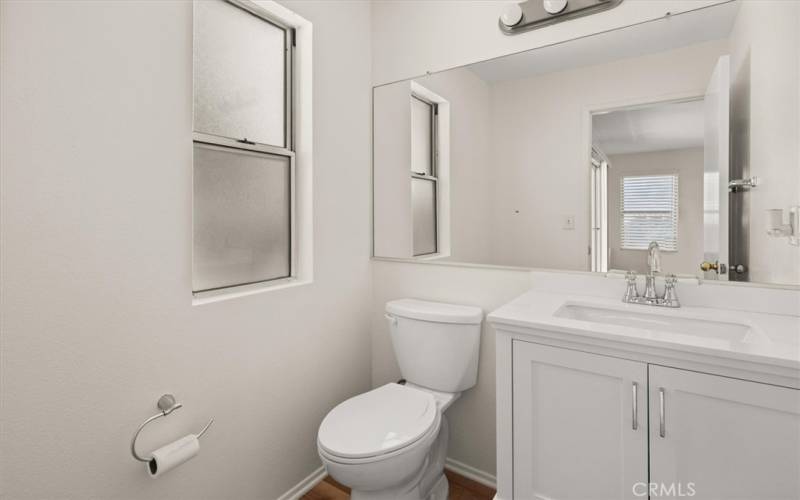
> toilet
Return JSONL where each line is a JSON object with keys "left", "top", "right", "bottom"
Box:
{"left": 317, "top": 299, "right": 483, "bottom": 500}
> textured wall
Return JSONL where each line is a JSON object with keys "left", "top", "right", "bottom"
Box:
{"left": 0, "top": 1, "right": 373, "bottom": 498}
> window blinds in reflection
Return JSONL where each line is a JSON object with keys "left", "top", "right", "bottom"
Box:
{"left": 620, "top": 175, "right": 679, "bottom": 251}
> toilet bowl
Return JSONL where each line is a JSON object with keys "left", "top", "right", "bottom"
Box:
{"left": 318, "top": 383, "right": 445, "bottom": 498}
{"left": 317, "top": 299, "right": 482, "bottom": 500}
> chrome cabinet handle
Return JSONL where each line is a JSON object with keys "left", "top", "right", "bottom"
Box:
{"left": 659, "top": 387, "right": 666, "bottom": 438}
{"left": 631, "top": 382, "right": 638, "bottom": 430}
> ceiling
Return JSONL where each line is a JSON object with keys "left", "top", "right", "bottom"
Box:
{"left": 592, "top": 99, "right": 705, "bottom": 155}
{"left": 468, "top": 1, "right": 739, "bottom": 83}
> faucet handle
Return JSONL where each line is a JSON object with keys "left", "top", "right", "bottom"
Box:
{"left": 662, "top": 274, "right": 680, "bottom": 307}
{"left": 623, "top": 271, "right": 639, "bottom": 302}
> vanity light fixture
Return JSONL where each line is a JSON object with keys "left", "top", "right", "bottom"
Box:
{"left": 543, "top": 0, "right": 568, "bottom": 15}
{"left": 500, "top": 3, "right": 524, "bottom": 27}
{"left": 499, "top": 0, "right": 623, "bottom": 35}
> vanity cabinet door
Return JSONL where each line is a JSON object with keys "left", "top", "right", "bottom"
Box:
{"left": 649, "top": 366, "right": 800, "bottom": 500}
{"left": 512, "top": 341, "right": 647, "bottom": 500}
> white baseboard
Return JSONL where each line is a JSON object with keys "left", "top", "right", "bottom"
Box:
{"left": 276, "top": 465, "right": 326, "bottom": 500}
{"left": 445, "top": 457, "right": 497, "bottom": 489}
{"left": 277, "top": 458, "right": 493, "bottom": 499}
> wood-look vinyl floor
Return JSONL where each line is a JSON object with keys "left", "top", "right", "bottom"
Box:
{"left": 301, "top": 470, "right": 495, "bottom": 500}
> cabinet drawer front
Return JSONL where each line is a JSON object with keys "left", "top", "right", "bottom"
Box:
{"left": 649, "top": 365, "right": 800, "bottom": 500}
{"left": 512, "top": 341, "right": 647, "bottom": 500}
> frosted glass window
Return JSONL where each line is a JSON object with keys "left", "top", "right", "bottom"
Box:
{"left": 194, "top": 0, "right": 287, "bottom": 147}
{"left": 411, "top": 96, "right": 434, "bottom": 175}
{"left": 193, "top": 143, "right": 291, "bottom": 292}
{"left": 412, "top": 178, "right": 437, "bottom": 256}
{"left": 620, "top": 175, "right": 679, "bottom": 251}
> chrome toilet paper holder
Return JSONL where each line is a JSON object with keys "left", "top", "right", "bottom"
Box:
{"left": 130, "top": 394, "right": 214, "bottom": 462}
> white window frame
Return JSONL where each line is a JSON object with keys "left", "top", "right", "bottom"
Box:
{"left": 410, "top": 93, "right": 439, "bottom": 256}
{"left": 619, "top": 174, "right": 679, "bottom": 252}
{"left": 590, "top": 146, "right": 609, "bottom": 272}
{"left": 408, "top": 81, "right": 451, "bottom": 260}
{"left": 192, "top": 0, "right": 313, "bottom": 304}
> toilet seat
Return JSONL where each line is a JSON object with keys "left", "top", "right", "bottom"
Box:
{"left": 318, "top": 383, "right": 439, "bottom": 461}
{"left": 318, "top": 418, "right": 440, "bottom": 466}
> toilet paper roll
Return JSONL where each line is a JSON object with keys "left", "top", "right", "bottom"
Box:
{"left": 147, "top": 434, "right": 199, "bottom": 478}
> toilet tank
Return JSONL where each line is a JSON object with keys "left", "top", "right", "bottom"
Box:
{"left": 385, "top": 299, "right": 483, "bottom": 393}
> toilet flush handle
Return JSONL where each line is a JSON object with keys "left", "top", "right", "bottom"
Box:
{"left": 384, "top": 313, "right": 398, "bottom": 326}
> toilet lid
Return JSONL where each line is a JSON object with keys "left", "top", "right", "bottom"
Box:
{"left": 318, "top": 383, "right": 438, "bottom": 459}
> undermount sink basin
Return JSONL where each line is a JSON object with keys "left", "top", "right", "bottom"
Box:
{"left": 554, "top": 303, "right": 759, "bottom": 342}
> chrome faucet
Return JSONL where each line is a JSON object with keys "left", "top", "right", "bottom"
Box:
{"left": 643, "top": 241, "right": 661, "bottom": 301}
{"left": 622, "top": 241, "right": 680, "bottom": 308}
{"left": 647, "top": 241, "right": 662, "bottom": 274}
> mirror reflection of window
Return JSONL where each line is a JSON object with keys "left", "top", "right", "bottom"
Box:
{"left": 411, "top": 96, "right": 435, "bottom": 176}
{"left": 411, "top": 178, "right": 437, "bottom": 256}
{"left": 595, "top": 100, "right": 705, "bottom": 277}
{"left": 410, "top": 94, "right": 438, "bottom": 256}
{"left": 620, "top": 175, "right": 679, "bottom": 252}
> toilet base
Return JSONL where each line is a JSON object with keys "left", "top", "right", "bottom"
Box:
{"left": 349, "top": 417, "right": 450, "bottom": 500}
{"left": 427, "top": 474, "right": 449, "bottom": 500}
{"left": 350, "top": 474, "right": 448, "bottom": 500}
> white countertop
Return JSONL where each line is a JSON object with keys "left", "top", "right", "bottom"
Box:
{"left": 488, "top": 290, "right": 800, "bottom": 371}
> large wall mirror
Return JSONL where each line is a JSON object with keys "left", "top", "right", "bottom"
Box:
{"left": 372, "top": 1, "right": 800, "bottom": 287}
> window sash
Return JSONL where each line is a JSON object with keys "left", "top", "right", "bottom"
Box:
{"left": 192, "top": 135, "right": 297, "bottom": 292}
{"left": 411, "top": 177, "right": 438, "bottom": 256}
{"left": 192, "top": 0, "right": 296, "bottom": 293}
{"left": 229, "top": 0, "right": 294, "bottom": 150}
{"left": 410, "top": 93, "right": 438, "bottom": 256}
{"left": 410, "top": 94, "right": 438, "bottom": 178}
{"left": 192, "top": 142, "right": 294, "bottom": 293}
{"left": 620, "top": 175, "right": 678, "bottom": 251}
{"left": 193, "top": 0, "right": 293, "bottom": 149}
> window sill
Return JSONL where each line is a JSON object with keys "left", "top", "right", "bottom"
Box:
{"left": 192, "top": 277, "right": 312, "bottom": 306}
{"left": 619, "top": 247, "right": 678, "bottom": 253}
{"left": 413, "top": 252, "right": 451, "bottom": 261}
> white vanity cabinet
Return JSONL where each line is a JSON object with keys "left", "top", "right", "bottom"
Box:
{"left": 507, "top": 339, "right": 800, "bottom": 500}
{"left": 512, "top": 342, "right": 647, "bottom": 500}
{"left": 649, "top": 366, "right": 800, "bottom": 500}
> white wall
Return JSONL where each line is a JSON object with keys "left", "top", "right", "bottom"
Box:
{"left": 607, "top": 148, "right": 705, "bottom": 275}
{"left": 0, "top": 1, "right": 372, "bottom": 498}
{"left": 487, "top": 40, "right": 727, "bottom": 270}
{"left": 729, "top": 1, "right": 800, "bottom": 285}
